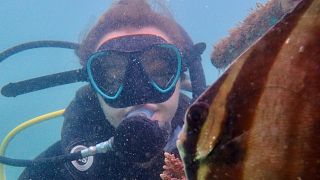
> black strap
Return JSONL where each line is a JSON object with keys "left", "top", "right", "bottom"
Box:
{"left": 186, "top": 42, "right": 207, "bottom": 101}
{"left": 0, "top": 40, "right": 79, "bottom": 63}
{"left": 1, "top": 69, "right": 87, "bottom": 97}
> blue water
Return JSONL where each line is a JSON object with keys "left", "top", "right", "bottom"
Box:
{"left": 0, "top": 0, "right": 266, "bottom": 179}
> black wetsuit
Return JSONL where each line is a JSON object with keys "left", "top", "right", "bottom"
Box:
{"left": 18, "top": 85, "right": 190, "bottom": 180}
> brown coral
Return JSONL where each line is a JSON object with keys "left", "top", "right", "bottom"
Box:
{"left": 211, "top": 0, "right": 301, "bottom": 69}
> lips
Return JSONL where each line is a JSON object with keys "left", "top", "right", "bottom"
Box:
{"left": 126, "top": 107, "right": 155, "bottom": 119}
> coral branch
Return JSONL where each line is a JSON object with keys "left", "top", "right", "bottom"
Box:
{"left": 160, "top": 152, "right": 186, "bottom": 180}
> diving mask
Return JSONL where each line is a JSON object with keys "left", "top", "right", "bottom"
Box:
{"left": 87, "top": 34, "right": 183, "bottom": 108}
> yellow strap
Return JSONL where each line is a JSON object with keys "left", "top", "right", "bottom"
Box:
{"left": 0, "top": 109, "right": 65, "bottom": 180}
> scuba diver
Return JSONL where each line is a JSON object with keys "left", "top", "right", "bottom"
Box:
{"left": 0, "top": 0, "right": 206, "bottom": 179}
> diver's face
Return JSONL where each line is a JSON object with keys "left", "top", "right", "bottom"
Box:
{"left": 95, "top": 27, "right": 180, "bottom": 129}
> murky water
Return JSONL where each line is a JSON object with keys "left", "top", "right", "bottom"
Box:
{"left": 0, "top": 1, "right": 266, "bottom": 179}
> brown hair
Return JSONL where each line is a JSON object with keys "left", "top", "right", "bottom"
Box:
{"left": 76, "top": 0, "right": 194, "bottom": 66}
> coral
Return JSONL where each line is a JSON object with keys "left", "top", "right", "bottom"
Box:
{"left": 160, "top": 152, "right": 186, "bottom": 180}
{"left": 211, "top": 0, "right": 300, "bottom": 69}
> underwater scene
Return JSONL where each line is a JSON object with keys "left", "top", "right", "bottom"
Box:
{"left": 1, "top": 0, "right": 319, "bottom": 179}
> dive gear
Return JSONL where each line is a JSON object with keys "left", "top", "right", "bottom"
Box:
{"left": 12, "top": 85, "right": 191, "bottom": 179}
{"left": 0, "top": 38, "right": 206, "bottom": 101}
{"left": 87, "top": 35, "right": 183, "bottom": 107}
{"left": 0, "top": 38, "right": 206, "bottom": 178}
{"left": 1, "top": 69, "right": 86, "bottom": 97}
{"left": 184, "top": 42, "right": 207, "bottom": 100}
{"left": 113, "top": 116, "right": 168, "bottom": 162}
{"left": 70, "top": 145, "right": 94, "bottom": 171}
{"left": 0, "top": 40, "right": 79, "bottom": 63}
{"left": 0, "top": 40, "right": 85, "bottom": 97}
{"left": 0, "top": 151, "right": 82, "bottom": 167}
{"left": 126, "top": 108, "right": 154, "bottom": 119}
{"left": 0, "top": 137, "right": 113, "bottom": 167}
{"left": 0, "top": 114, "right": 166, "bottom": 166}
{"left": 0, "top": 109, "right": 65, "bottom": 179}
